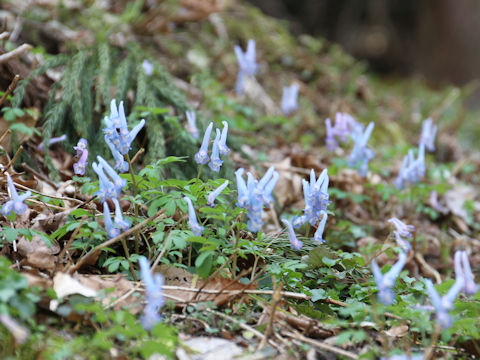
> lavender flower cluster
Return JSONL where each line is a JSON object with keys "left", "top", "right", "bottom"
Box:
{"left": 325, "top": 112, "right": 359, "bottom": 152}
{"left": 194, "top": 121, "right": 229, "bottom": 172}
{"left": 138, "top": 256, "right": 164, "bottom": 330}
{"left": 1, "top": 173, "right": 31, "bottom": 217}
{"left": 235, "top": 166, "right": 279, "bottom": 232}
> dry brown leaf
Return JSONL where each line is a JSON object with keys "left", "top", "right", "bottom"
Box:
{"left": 385, "top": 324, "right": 409, "bottom": 338}
{"left": 159, "top": 265, "right": 256, "bottom": 306}
{"left": 50, "top": 272, "right": 97, "bottom": 311}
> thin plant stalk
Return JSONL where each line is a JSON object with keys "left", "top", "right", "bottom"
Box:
{"left": 126, "top": 153, "right": 140, "bottom": 254}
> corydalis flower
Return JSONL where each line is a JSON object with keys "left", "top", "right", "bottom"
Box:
{"left": 139, "top": 256, "right": 164, "bottom": 330}
{"left": 325, "top": 113, "right": 358, "bottom": 151}
{"left": 112, "top": 198, "right": 130, "bottom": 232}
{"left": 1, "top": 173, "right": 31, "bottom": 217}
{"left": 38, "top": 134, "right": 67, "bottom": 152}
{"left": 235, "top": 166, "right": 279, "bottom": 232}
{"left": 207, "top": 180, "right": 229, "bottom": 207}
{"left": 194, "top": 122, "right": 213, "bottom": 165}
{"left": 185, "top": 110, "right": 199, "bottom": 139}
{"left": 371, "top": 251, "right": 407, "bottom": 305}
{"left": 429, "top": 191, "right": 448, "bottom": 214}
{"left": 454, "top": 250, "right": 478, "bottom": 296}
{"left": 103, "top": 99, "right": 145, "bottom": 155}
{"left": 92, "top": 157, "right": 126, "bottom": 202}
{"left": 419, "top": 118, "right": 437, "bottom": 152}
{"left": 234, "top": 39, "right": 258, "bottom": 94}
{"left": 103, "top": 202, "right": 121, "bottom": 239}
{"left": 183, "top": 197, "right": 204, "bottom": 236}
{"left": 208, "top": 128, "right": 223, "bottom": 172}
{"left": 73, "top": 138, "right": 88, "bottom": 176}
{"left": 425, "top": 277, "right": 463, "bottom": 329}
{"left": 281, "top": 219, "right": 303, "bottom": 250}
{"left": 218, "top": 121, "right": 230, "bottom": 156}
{"left": 106, "top": 139, "right": 128, "bottom": 173}
{"left": 281, "top": 84, "right": 299, "bottom": 116}
{"left": 348, "top": 122, "right": 374, "bottom": 177}
{"left": 394, "top": 144, "right": 425, "bottom": 190}
{"left": 388, "top": 217, "right": 414, "bottom": 252}
{"left": 142, "top": 59, "right": 154, "bottom": 76}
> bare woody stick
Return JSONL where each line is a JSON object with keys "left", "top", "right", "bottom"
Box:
{"left": 0, "top": 44, "right": 32, "bottom": 64}
{"left": 0, "top": 75, "right": 20, "bottom": 107}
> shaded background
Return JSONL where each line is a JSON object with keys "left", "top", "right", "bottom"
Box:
{"left": 247, "top": 0, "right": 480, "bottom": 87}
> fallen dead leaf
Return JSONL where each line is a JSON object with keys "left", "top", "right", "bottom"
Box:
{"left": 385, "top": 324, "right": 409, "bottom": 338}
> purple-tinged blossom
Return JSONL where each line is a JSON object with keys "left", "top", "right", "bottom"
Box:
{"left": 38, "top": 134, "right": 67, "bottom": 151}
{"left": 112, "top": 198, "right": 130, "bottom": 232}
{"left": 425, "top": 277, "right": 464, "bottom": 329}
{"left": 325, "top": 113, "right": 359, "bottom": 151}
{"left": 185, "top": 111, "right": 199, "bottom": 139}
{"left": 74, "top": 138, "right": 88, "bottom": 156}
{"left": 183, "top": 197, "right": 204, "bottom": 236}
{"left": 282, "top": 219, "right": 303, "bottom": 250}
{"left": 347, "top": 122, "right": 375, "bottom": 177}
{"left": 103, "top": 202, "right": 121, "bottom": 239}
{"left": 325, "top": 118, "right": 339, "bottom": 152}
{"left": 138, "top": 256, "right": 164, "bottom": 330}
{"left": 371, "top": 251, "right": 407, "bottom": 305}
{"left": 1, "top": 173, "right": 31, "bottom": 217}
{"left": 194, "top": 122, "right": 213, "bottom": 165}
{"left": 208, "top": 128, "right": 223, "bottom": 172}
{"left": 142, "top": 60, "right": 154, "bottom": 76}
{"left": 281, "top": 84, "right": 299, "bottom": 116}
{"left": 73, "top": 148, "right": 89, "bottom": 176}
{"left": 394, "top": 144, "right": 426, "bottom": 190}
{"left": 394, "top": 232, "right": 412, "bottom": 253}
{"left": 388, "top": 218, "right": 414, "bottom": 238}
{"left": 419, "top": 118, "right": 437, "bottom": 152}
{"left": 92, "top": 162, "right": 117, "bottom": 202}
{"left": 97, "top": 156, "right": 127, "bottom": 196}
{"left": 207, "top": 180, "right": 229, "bottom": 207}
{"left": 103, "top": 99, "right": 145, "bottom": 155}
{"left": 313, "top": 211, "right": 328, "bottom": 244}
{"left": 455, "top": 250, "right": 478, "bottom": 296}
{"left": 234, "top": 39, "right": 258, "bottom": 94}
{"left": 218, "top": 121, "right": 230, "bottom": 156}
{"left": 106, "top": 139, "right": 129, "bottom": 173}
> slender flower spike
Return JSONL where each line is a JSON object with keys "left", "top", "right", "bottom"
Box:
{"left": 208, "top": 128, "right": 223, "bottom": 172}
{"left": 103, "top": 202, "right": 121, "bottom": 239}
{"left": 97, "top": 156, "right": 127, "bottom": 196}
{"left": 394, "top": 144, "right": 426, "bottom": 189}
{"left": 185, "top": 111, "right": 199, "bottom": 139}
{"left": 388, "top": 218, "right": 415, "bottom": 238}
{"left": 218, "top": 121, "right": 230, "bottom": 156}
{"left": 281, "top": 84, "right": 299, "bottom": 116}
{"left": 235, "top": 168, "right": 248, "bottom": 208}
{"left": 112, "top": 198, "right": 130, "bottom": 232}
{"left": 348, "top": 122, "right": 375, "bottom": 177}
{"left": 234, "top": 39, "right": 258, "bottom": 94}
{"left": 92, "top": 162, "right": 117, "bottom": 202}
{"left": 425, "top": 277, "right": 464, "bottom": 329}
{"left": 454, "top": 250, "right": 478, "bottom": 296}
{"left": 194, "top": 122, "right": 213, "bottom": 165}
{"left": 38, "top": 134, "right": 67, "bottom": 152}
{"left": 106, "top": 139, "right": 129, "bottom": 173}
{"left": 419, "top": 118, "right": 438, "bottom": 152}
{"left": 183, "top": 197, "right": 204, "bottom": 236}
{"left": 1, "top": 173, "right": 31, "bottom": 217}
{"left": 207, "top": 180, "right": 229, "bottom": 207}
{"left": 282, "top": 219, "right": 303, "bottom": 250}
{"left": 313, "top": 211, "right": 328, "bottom": 244}
{"left": 371, "top": 251, "right": 407, "bottom": 305}
{"left": 325, "top": 113, "right": 359, "bottom": 151}
{"left": 73, "top": 138, "right": 89, "bottom": 176}
{"left": 103, "top": 99, "right": 146, "bottom": 155}
{"left": 139, "top": 256, "right": 164, "bottom": 330}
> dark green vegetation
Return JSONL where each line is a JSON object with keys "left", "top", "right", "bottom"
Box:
{"left": 0, "top": 1, "right": 479, "bottom": 359}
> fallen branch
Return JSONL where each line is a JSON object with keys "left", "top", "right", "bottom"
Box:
{"left": 0, "top": 44, "right": 32, "bottom": 64}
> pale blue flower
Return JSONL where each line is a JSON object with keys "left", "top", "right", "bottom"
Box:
{"left": 455, "top": 250, "right": 478, "bottom": 296}
{"left": 419, "top": 118, "right": 437, "bottom": 152}
{"left": 234, "top": 39, "right": 258, "bottom": 94}
{"left": 194, "top": 122, "right": 213, "bottom": 165}
{"left": 325, "top": 113, "right": 359, "bottom": 151}
{"left": 235, "top": 168, "right": 248, "bottom": 208}
{"left": 281, "top": 219, "right": 303, "bottom": 250}
{"left": 139, "top": 256, "right": 164, "bottom": 330}
{"left": 208, "top": 128, "right": 223, "bottom": 172}
{"left": 348, "top": 122, "right": 375, "bottom": 177}
{"left": 103, "top": 202, "right": 121, "bottom": 239}
{"left": 1, "top": 173, "right": 31, "bottom": 217}
{"left": 218, "top": 121, "right": 230, "bottom": 156}
{"left": 142, "top": 59, "right": 154, "bottom": 76}
{"left": 281, "top": 84, "right": 299, "bottom": 116}
{"left": 97, "top": 156, "right": 127, "bottom": 196}
{"left": 106, "top": 138, "right": 128, "bottom": 173}
{"left": 92, "top": 162, "right": 116, "bottom": 202}
{"left": 185, "top": 110, "right": 199, "bottom": 139}
{"left": 112, "top": 198, "right": 130, "bottom": 232}
{"left": 425, "top": 277, "right": 463, "bottom": 329}
{"left": 371, "top": 251, "right": 407, "bottom": 305}
{"left": 73, "top": 139, "right": 88, "bottom": 176}
{"left": 313, "top": 211, "right": 328, "bottom": 244}
{"left": 183, "top": 197, "right": 204, "bottom": 236}
{"left": 38, "top": 134, "right": 67, "bottom": 151}
{"left": 207, "top": 180, "right": 229, "bottom": 207}
{"left": 394, "top": 144, "right": 425, "bottom": 190}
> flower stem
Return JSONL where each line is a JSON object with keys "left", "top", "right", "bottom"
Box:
{"left": 126, "top": 153, "right": 140, "bottom": 254}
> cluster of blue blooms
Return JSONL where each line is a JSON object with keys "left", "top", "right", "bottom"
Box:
{"left": 1, "top": 173, "right": 31, "bottom": 217}
{"left": 235, "top": 166, "right": 279, "bottom": 232}
{"left": 138, "top": 256, "right": 164, "bottom": 330}
{"left": 325, "top": 112, "right": 359, "bottom": 152}
{"left": 234, "top": 39, "right": 258, "bottom": 95}
{"left": 194, "top": 121, "right": 229, "bottom": 172}
{"left": 394, "top": 144, "right": 425, "bottom": 190}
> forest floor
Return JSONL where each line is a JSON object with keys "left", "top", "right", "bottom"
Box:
{"left": 0, "top": 1, "right": 479, "bottom": 359}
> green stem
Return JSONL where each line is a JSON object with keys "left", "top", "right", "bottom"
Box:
{"left": 126, "top": 153, "right": 140, "bottom": 254}
{"left": 196, "top": 164, "right": 204, "bottom": 182}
